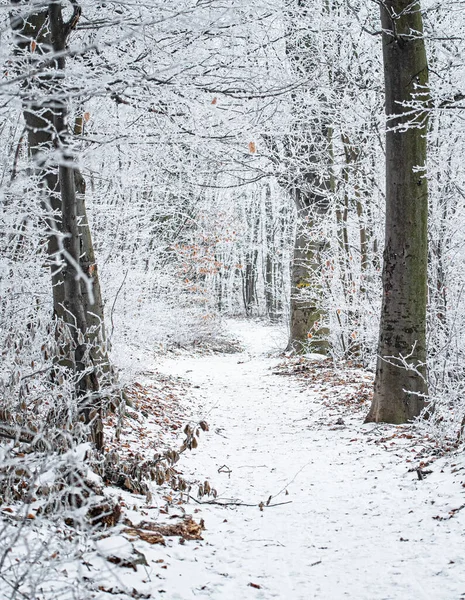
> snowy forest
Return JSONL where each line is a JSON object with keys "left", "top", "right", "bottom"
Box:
{"left": 1, "top": 0, "right": 465, "bottom": 598}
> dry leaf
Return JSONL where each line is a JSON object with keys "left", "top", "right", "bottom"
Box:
{"left": 134, "top": 517, "right": 205, "bottom": 541}
{"left": 248, "top": 141, "right": 256, "bottom": 154}
{"left": 123, "top": 528, "right": 165, "bottom": 545}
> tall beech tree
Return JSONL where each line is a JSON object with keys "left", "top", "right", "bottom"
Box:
{"left": 366, "top": 0, "right": 430, "bottom": 423}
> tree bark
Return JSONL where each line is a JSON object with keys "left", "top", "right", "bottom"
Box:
{"left": 11, "top": 6, "right": 66, "bottom": 314}
{"left": 11, "top": 1, "right": 105, "bottom": 448}
{"left": 283, "top": 1, "right": 332, "bottom": 354}
{"left": 48, "top": 2, "right": 103, "bottom": 449}
{"left": 366, "top": 0, "right": 429, "bottom": 423}
{"left": 12, "top": 1, "right": 108, "bottom": 365}
{"left": 75, "top": 169, "right": 109, "bottom": 373}
{"left": 288, "top": 188, "right": 329, "bottom": 354}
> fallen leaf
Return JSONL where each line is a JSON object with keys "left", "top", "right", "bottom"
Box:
{"left": 123, "top": 528, "right": 165, "bottom": 545}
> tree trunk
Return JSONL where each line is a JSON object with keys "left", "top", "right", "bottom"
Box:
{"left": 11, "top": 6, "right": 66, "bottom": 315}
{"left": 263, "top": 185, "right": 283, "bottom": 321}
{"left": 48, "top": 3, "right": 103, "bottom": 448}
{"left": 366, "top": 0, "right": 429, "bottom": 423}
{"left": 288, "top": 189, "right": 329, "bottom": 354}
{"left": 12, "top": 1, "right": 105, "bottom": 448}
{"left": 75, "top": 169, "right": 110, "bottom": 374}
{"left": 242, "top": 205, "right": 260, "bottom": 316}
{"left": 12, "top": 4, "right": 107, "bottom": 364}
{"left": 279, "top": 2, "right": 332, "bottom": 354}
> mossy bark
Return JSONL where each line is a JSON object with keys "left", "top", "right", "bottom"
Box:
{"left": 283, "top": 4, "right": 331, "bottom": 355}
{"left": 288, "top": 190, "right": 329, "bottom": 354}
{"left": 366, "top": 0, "right": 429, "bottom": 423}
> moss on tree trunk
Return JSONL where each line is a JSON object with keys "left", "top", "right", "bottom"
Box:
{"left": 288, "top": 194, "right": 329, "bottom": 355}
{"left": 366, "top": 0, "right": 429, "bottom": 423}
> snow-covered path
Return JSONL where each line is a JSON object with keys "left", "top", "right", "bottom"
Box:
{"left": 154, "top": 320, "right": 465, "bottom": 600}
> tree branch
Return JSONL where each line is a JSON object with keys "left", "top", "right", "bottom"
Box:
{"left": 64, "top": 0, "right": 82, "bottom": 39}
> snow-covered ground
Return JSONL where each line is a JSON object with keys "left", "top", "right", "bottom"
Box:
{"left": 12, "top": 319, "right": 463, "bottom": 600}
{"left": 145, "top": 319, "right": 465, "bottom": 600}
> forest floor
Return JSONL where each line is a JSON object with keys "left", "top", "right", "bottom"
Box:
{"left": 90, "top": 319, "right": 465, "bottom": 600}
{"left": 6, "top": 320, "right": 465, "bottom": 600}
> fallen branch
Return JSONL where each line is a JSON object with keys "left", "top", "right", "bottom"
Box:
{"left": 268, "top": 461, "right": 310, "bottom": 502}
{"left": 0, "top": 424, "right": 34, "bottom": 444}
{"left": 433, "top": 503, "right": 465, "bottom": 521}
{"left": 272, "top": 371, "right": 296, "bottom": 376}
{"left": 188, "top": 495, "right": 292, "bottom": 508}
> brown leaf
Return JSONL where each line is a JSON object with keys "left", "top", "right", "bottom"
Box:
{"left": 135, "top": 516, "right": 205, "bottom": 541}
{"left": 248, "top": 583, "right": 261, "bottom": 589}
{"left": 123, "top": 528, "right": 165, "bottom": 545}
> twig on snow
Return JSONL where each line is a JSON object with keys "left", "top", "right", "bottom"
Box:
{"left": 188, "top": 495, "right": 292, "bottom": 509}
{"left": 269, "top": 461, "right": 311, "bottom": 501}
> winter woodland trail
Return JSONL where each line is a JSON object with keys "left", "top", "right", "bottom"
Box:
{"left": 156, "top": 320, "right": 465, "bottom": 600}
